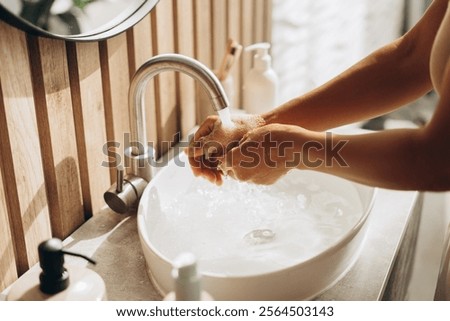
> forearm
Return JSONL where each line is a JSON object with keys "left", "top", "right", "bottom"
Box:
{"left": 263, "top": 41, "right": 431, "bottom": 132}
{"left": 290, "top": 33, "right": 450, "bottom": 192}
{"left": 298, "top": 128, "right": 448, "bottom": 191}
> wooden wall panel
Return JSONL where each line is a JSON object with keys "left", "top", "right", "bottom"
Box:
{"left": 130, "top": 16, "right": 159, "bottom": 147}
{"left": 151, "top": 0, "right": 178, "bottom": 157}
{"left": 174, "top": 0, "right": 196, "bottom": 136}
{"left": 0, "top": 22, "right": 52, "bottom": 275}
{"left": 0, "top": 0, "right": 272, "bottom": 291}
{"left": 241, "top": 0, "right": 256, "bottom": 107}
{"left": 100, "top": 34, "right": 131, "bottom": 177}
{"left": 212, "top": 1, "right": 228, "bottom": 71}
{"left": 254, "top": 0, "right": 266, "bottom": 43}
{"left": 67, "top": 42, "right": 110, "bottom": 216}
{"left": 31, "top": 37, "right": 84, "bottom": 238}
{"left": 0, "top": 81, "right": 18, "bottom": 290}
{"left": 194, "top": 0, "right": 213, "bottom": 68}
{"left": 264, "top": 0, "right": 273, "bottom": 43}
{"left": 227, "top": 0, "right": 243, "bottom": 109}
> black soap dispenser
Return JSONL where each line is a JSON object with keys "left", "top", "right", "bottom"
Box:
{"left": 7, "top": 238, "right": 106, "bottom": 301}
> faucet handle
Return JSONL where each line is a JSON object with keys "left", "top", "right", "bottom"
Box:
{"left": 104, "top": 167, "right": 147, "bottom": 214}
{"left": 116, "top": 165, "right": 124, "bottom": 193}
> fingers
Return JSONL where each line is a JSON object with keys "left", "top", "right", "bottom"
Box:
{"left": 187, "top": 117, "right": 225, "bottom": 185}
{"left": 188, "top": 153, "right": 224, "bottom": 186}
{"left": 188, "top": 154, "right": 203, "bottom": 177}
{"left": 185, "top": 115, "right": 269, "bottom": 185}
{"left": 194, "top": 116, "right": 218, "bottom": 141}
{"left": 186, "top": 116, "right": 221, "bottom": 158}
{"left": 186, "top": 138, "right": 203, "bottom": 158}
{"left": 201, "top": 167, "right": 223, "bottom": 185}
{"left": 189, "top": 137, "right": 206, "bottom": 158}
{"left": 217, "top": 147, "right": 240, "bottom": 181}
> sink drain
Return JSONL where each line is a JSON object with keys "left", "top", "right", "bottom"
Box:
{"left": 243, "top": 229, "right": 276, "bottom": 245}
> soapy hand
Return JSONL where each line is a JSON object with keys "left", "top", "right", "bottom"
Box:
{"left": 218, "top": 123, "right": 305, "bottom": 185}
{"left": 186, "top": 114, "right": 265, "bottom": 185}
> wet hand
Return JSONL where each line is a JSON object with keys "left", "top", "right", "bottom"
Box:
{"left": 218, "top": 124, "right": 305, "bottom": 185}
{"left": 186, "top": 114, "right": 265, "bottom": 185}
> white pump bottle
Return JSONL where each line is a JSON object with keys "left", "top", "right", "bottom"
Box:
{"left": 163, "top": 252, "right": 213, "bottom": 301}
{"left": 243, "top": 42, "right": 279, "bottom": 114}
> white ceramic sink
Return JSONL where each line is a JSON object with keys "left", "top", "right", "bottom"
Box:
{"left": 138, "top": 151, "right": 376, "bottom": 300}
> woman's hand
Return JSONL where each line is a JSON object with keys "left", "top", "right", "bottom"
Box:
{"left": 219, "top": 123, "right": 306, "bottom": 185}
{"left": 186, "top": 114, "right": 265, "bottom": 185}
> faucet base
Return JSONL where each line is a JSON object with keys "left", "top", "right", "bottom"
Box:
{"left": 104, "top": 175, "right": 148, "bottom": 214}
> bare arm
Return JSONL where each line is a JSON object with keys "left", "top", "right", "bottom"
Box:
{"left": 263, "top": 0, "right": 448, "bottom": 131}
{"left": 226, "top": 57, "right": 450, "bottom": 190}
{"left": 295, "top": 55, "right": 450, "bottom": 191}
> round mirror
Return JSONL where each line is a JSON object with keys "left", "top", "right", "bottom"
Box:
{"left": 0, "top": 0, "right": 159, "bottom": 41}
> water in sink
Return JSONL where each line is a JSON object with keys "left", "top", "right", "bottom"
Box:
{"left": 146, "top": 170, "right": 363, "bottom": 277}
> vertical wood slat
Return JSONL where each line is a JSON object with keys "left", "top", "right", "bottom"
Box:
{"left": 67, "top": 42, "right": 110, "bottom": 216}
{"left": 0, "top": 80, "right": 18, "bottom": 290}
{"left": 264, "top": 0, "right": 273, "bottom": 43}
{"left": 212, "top": 0, "right": 228, "bottom": 71}
{"left": 174, "top": 0, "right": 196, "bottom": 136}
{"left": 0, "top": 21, "right": 52, "bottom": 275}
{"left": 256, "top": 0, "right": 273, "bottom": 44}
{"left": 193, "top": 0, "right": 215, "bottom": 123}
{"left": 130, "top": 16, "right": 159, "bottom": 148}
{"left": 30, "top": 37, "right": 84, "bottom": 239}
{"left": 241, "top": 0, "right": 256, "bottom": 109}
{"left": 254, "top": 0, "right": 266, "bottom": 43}
{"left": 227, "top": 0, "right": 243, "bottom": 109}
{"left": 100, "top": 34, "right": 131, "bottom": 177}
{"left": 151, "top": 0, "right": 178, "bottom": 157}
{"left": 194, "top": 0, "right": 213, "bottom": 68}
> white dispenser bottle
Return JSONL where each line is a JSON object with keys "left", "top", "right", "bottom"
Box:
{"left": 164, "top": 252, "right": 213, "bottom": 301}
{"left": 243, "top": 42, "right": 279, "bottom": 114}
{"left": 7, "top": 238, "right": 106, "bottom": 301}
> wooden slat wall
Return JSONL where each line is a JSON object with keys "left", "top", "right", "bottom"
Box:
{"left": 174, "top": 0, "right": 196, "bottom": 137}
{"left": 152, "top": 1, "right": 178, "bottom": 156}
{"left": 0, "top": 23, "right": 52, "bottom": 277}
{"left": 0, "top": 85, "right": 18, "bottom": 289}
{"left": 0, "top": 0, "right": 272, "bottom": 291}
{"left": 32, "top": 37, "right": 85, "bottom": 239}
{"left": 67, "top": 42, "right": 110, "bottom": 216}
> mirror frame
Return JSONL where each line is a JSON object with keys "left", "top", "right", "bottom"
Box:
{"left": 0, "top": 0, "right": 159, "bottom": 41}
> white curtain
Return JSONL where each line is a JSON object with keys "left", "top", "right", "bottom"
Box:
{"left": 405, "top": 0, "right": 433, "bottom": 29}
{"left": 272, "top": 0, "right": 406, "bottom": 103}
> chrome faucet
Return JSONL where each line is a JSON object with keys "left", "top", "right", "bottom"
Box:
{"left": 104, "top": 54, "right": 230, "bottom": 214}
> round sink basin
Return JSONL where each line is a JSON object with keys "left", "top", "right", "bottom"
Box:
{"left": 138, "top": 152, "right": 376, "bottom": 300}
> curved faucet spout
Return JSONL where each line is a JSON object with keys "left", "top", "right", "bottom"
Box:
{"left": 104, "top": 54, "right": 230, "bottom": 214}
{"left": 129, "top": 53, "right": 230, "bottom": 156}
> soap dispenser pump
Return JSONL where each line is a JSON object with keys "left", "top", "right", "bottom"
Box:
{"left": 164, "top": 253, "right": 213, "bottom": 301}
{"left": 7, "top": 238, "right": 106, "bottom": 301}
{"left": 243, "top": 42, "right": 279, "bottom": 114}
